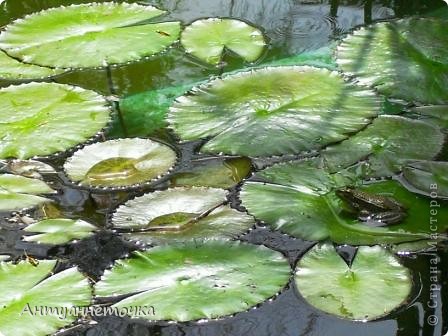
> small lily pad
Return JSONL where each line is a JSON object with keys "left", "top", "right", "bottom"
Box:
{"left": 0, "top": 159, "right": 55, "bottom": 179}
{"left": 322, "top": 116, "right": 445, "bottom": 177}
{"left": 168, "top": 66, "right": 380, "bottom": 157}
{"left": 240, "top": 159, "right": 448, "bottom": 245}
{"left": 181, "top": 18, "right": 266, "bottom": 65}
{"left": 170, "top": 157, "right": 252, "bottom": 188}
{"left": 0, "top": 174, "right": 55, "bottom": 212}
{"left": 402, "top": 160, "right": 448, "bottom": 198}
{"left": 295, "top": 244, "right": 412, "bottom": 320}
{"left": 0, "top": 3, "right": 181, "bottom": 69}
{"left": 0, "top": 260, "right": 92, "bottom": 336}
{"left": 337, "top": 18, "right": 448, "bottom": 104}
{"left": 23, "top": 218, "right": 97, "bottom": 245}
{"left": 95, "top": 240, "right": 290, "bottom": 322}
{"left": 64, "top": 138, "right": 177, "bottom": 189}
{"left": 112, "top": 187, "right": 254, "bottom": 245}
{"left": 0, "top": 82, "right": 111, "bottom": 159}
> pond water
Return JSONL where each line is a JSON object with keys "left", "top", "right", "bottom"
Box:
{"left": 0, "top": 0, "right": 447, "bottom": 336}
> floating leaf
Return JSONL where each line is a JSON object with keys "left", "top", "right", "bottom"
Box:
{"left": 181, "top": 18, "right": 266, "bottom": 65}
{"left": 64, "top": 138, "right": 177, "bottom": 189}
{"left": 402, "top": 160, "right": 448, "bottom": 198}
{"left": 337, "top": 18, "right": 448, "bottom": 104}
{"left": 168, "top": 66, "right": 380, "bottom": 157}
{"left": 295, "top": 244, "right": 412, "bottom": 320}
{"left": 23, "top": 218, "right": 97, "bottom": 245}
{"left": 0, "top": 50, "right": 63, "bottom": 80}
{"left": 95, "top": 240, "right": 290, "bottom": 321}
{"left": 322, "top": 116, "right": 445, "bottom": 177}
{"left": 0, "top": 260, "right": 91, "bottom": 336}
{"left": 170, "top": 157, "right": 252, "bottom": 188}
{"left": 112, "top": 187, "right": 254, "bottom": 245}
{"left": 240, "top": 159, "right": 448, "bottom": 245}
{"left": 0, "top": 82, "right": 110, "bottom": 160}
{"left": 406, "top": 105, "right": 448, "bottom": 130}
{"left": 0, "top": 174, "right": 55, "bottom": 212}
{"left": 0, "top": 3, "right": 181, "bottom": 69}
{"left": 0, "top": 159, "right": 55, "bottom": 179}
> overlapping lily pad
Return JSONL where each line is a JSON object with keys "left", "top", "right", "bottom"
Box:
{"left": 0, "top": 159, "right": 55, "bottom": 179}
{"left": 0, "top": 174, "right": 55, "bottom": 212}
{"left": 295, "top": 244, "right": 412, "bottom": 320}
{"left": 240, "top": 159, "right": 448, "bottom": 245}
{"left": 402, "top": 160, "right": 448, "bottom": 198}
{"left": 64, "top": 138, "right": 177, "bottom": 189}
{"left": 168, "top": 66, "right": 381, "bottom": 157}
{"left": 337, "top": 18, "right": 448, "bottom": 104}
{"left": 0, "top": 3, "right": 181, "bottom": 69}
{"left": 181, "top": 18, "right": 266, "bottom": 65}
{"left": 0, "top": 82, "right": 110, "bottom": 159}
{"left": 23, "top": 218, "right": 97, "bottom": 245}
{"left": 169, "top": 157, "right": 252, "bottom": 188}
{"left": 112, "top": 187, "right": 254, "bottom": 245}
{"left": 95, "top": 240, "right": 290, "bottom": 321}
{"left": 322, "top": 116, "right": 445, "bottom": 177}
{"left": 0, "top": 260, "right": 91, "bottom": 336}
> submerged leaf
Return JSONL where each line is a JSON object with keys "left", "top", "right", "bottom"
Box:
{"left": 337, "top": 18, "right": 448, "bottom": 104}
{"left": 402, "top": 160, "right": 448, "bottom": 198}
{"left": 0, "top": 174, "right": 54, "bottom": 212}
{"left": 112, "top": 187, "right": 254, "bottom": 245}
{"left": 0, "top": 82, "right": 110, "bottom": 159}
{"left": 0, "top": 260, "right": 91, "bottom": 336}
{"left": 168, "top": 66, "right": 380, "bottom": 157}
{"left": 322, "top": 116, "right": 445, "bottom": 177}
{"left": 240, "top": 159, "right": 448, "bottom": 245}
{"left": 95, "top": 241, "right": 290, "bottom": 321}
{"left": 23, "top": 218, "right": 97, "bottom": 245}
{"left": 181, "top": 18, "right": 266, "bottom": 65}
{"left": 295, "top": 244, "right": 412, "bottom": 320}
{"left": 170, "top": 157, "right": 252, "bottom": 188}
{"left": 64, "top": 138, "right": 177, "bottom": 189}
{"left": 0, "top": 3, "right": 181, "bottom": 68}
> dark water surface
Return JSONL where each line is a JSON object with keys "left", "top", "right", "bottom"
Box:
{"left": 0, "top": 1, "right": 447, "bottom": 336}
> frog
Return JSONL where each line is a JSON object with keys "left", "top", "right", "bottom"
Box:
{"left": 336, "top": 187, "right": 407, "bottom": 227}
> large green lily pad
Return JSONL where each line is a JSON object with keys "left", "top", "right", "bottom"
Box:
{"left": 95, "top": 241, "right": 290, "bottom": 322}
{"left": 322, "top": 116, "right": 445, "bottom": 177}
{"left": 0, "top": 3, "right": 180, "bottom": 69}
{"left": 0, "top": 173, "right": 55, "bottom": 212}
{"left": 337, "top": 18, "right": 448, "bottom": 104}
{"left": 64, "top": 138, "right": 177, "bottom": 189}
{"left": 112, "top": 187, "right": 254, "bottom": 245}
{"left": 23, "top": 218, "right": 97, "bottom": 245}
{"left": 0, "top": 82, "right": 110, "bottom": 159}
{"left": 402, "top": 160, "right": 448, "bottom": 198}
{"left": 181, "top": 18, "right": 266, "bottom": 65}
{"left": 295, "top": 244, "right": 412, "bottom": 320}
{"left": 168, "top": 66, "right": 380, "bottom": 157}
{"left": 0, "top": 260, "right": 91, "bottom": 336}
{"left": 240, "top": 159, "right": 448, "bottom": 245}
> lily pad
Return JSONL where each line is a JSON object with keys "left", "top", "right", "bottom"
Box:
{"left": 240, "top": 159, "right": 448, "bottom": 245}
{"left": 336, "top": 18, "right": 448, "bottom": 104}
{"left": 0, "top": 3, "right": 181, "bottom": 69}
{"left": 0, "top": 82, "right": 110, "bottom": 159}
{"left": 23, "top": 218, "right": 97, "bottom": 245}
{"left": 406, "top": 105, "right": 448, "bottom": 130}
{"left": 402, "top": 160, "right": 448, "bottom": 198}
{"left": 0, "top": 50, "right": 63, "bottom": 80}
{"left": 0, "top": 174, "right": 55, "bottom": 212}
{"left": 0, "top": 260, "right": 91, "bottom": 336}
{"left": 181, "top": 18, "right": 266, "bottom": 65}
{"left": 322, "top": 116, "right": 445, "bottom": 177}
{"left": 295, "top": 244, "right": 412, "bottom": 320}
{"left": 0, "top": 159, "right": 55, "bottom": 179}
{"left": 95, "top": 240, "right": 290, "bottom": 321}
{"left": 112, "top": 187, "right": 254, "bottom": 245}
{"left": 170, "top": 157, "right": 252, "bottom": 189}
{"left": 168, "top": 66, "right": 381, "bottom": 157}
{"left": 64, "top": 138, "right": 177, "bottom": 189}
